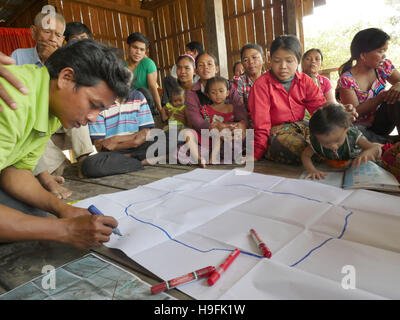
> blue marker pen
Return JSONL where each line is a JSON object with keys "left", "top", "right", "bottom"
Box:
{"left": 88, "top": 205, "right": 123, "bottom": 237}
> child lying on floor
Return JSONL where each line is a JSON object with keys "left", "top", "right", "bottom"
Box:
{"left": 301, "top": 104, "right": 383, "bottom": 180}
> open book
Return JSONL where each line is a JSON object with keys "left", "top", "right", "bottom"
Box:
{"left": 300, "top": 161, "right": 400, "bottom": 192}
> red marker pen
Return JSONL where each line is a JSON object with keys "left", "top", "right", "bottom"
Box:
{"left": 250, "top": 228, "right": 272, "bottom": 258}
{"left": 208, "top": 248, "right": 240, "bottom": 286}
{"left": 151, "top": 266, "right": 215, "bottom": 294}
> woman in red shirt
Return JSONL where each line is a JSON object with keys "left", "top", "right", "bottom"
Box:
{"left": 248, "top": 35, "right": 326, "bottom": 164}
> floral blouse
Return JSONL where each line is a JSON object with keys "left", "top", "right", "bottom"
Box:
{"left": 338, "top": 59, "right": 394, "bottom": 125}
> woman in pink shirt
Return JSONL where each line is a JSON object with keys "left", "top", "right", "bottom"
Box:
{"left": 248, "top": 35, "right": 326, "bottom": 164}
{"left": 338, "top": 28, "right": 400, "bottom": 144}
{"left": 185, "top": 52, "right": 248, "bottom": 137}
{"left": 301, "top": 48, "right": 336, "bottom": 104}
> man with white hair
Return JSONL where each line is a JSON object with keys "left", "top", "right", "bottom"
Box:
{"left": 11, "top": 11, "right": 66, "bottom": 66}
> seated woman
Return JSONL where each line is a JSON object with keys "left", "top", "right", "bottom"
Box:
{"left": 178, "top": 76, "right": 243, "bottom": 167}
{"left": 185, "top": 52, "right": 248, "bottom": 139}
{"left": 248, "top": 35, "right": 326, "bottom": 164}
{"left": 161, "top": 54, "right": 195, "bottom": 125}
{"left": 301, "top": 48, "right": 336, "bottom": 104}
{"left": 338, "top": 28, "right": 400, "bottom": 144}
{"left": 231, "top": 44, "right": 266, "bottom": 114}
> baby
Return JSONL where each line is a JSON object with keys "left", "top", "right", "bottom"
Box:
{"left": 301, "top": 104, "right": 382, "bottom": 180}
{"left": 163, "top": 86, "right": 186, "bottom": 131}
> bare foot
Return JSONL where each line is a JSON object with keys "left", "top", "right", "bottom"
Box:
{"left": 37, "top": 171, "right": 72, "bottom": 199}
{"left": 200, "top": 157, "right": 206, "bottom": 168}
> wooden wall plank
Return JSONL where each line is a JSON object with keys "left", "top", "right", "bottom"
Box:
{"left": 185, "top": 0, "right": 194, "bottom": 31}
{"left": 264, "top": 0, "right": 274, "bottom": 47}
{"left": 169, "top": 3, "right": 179, "bottom": 61}
{"left": 80, "top": 4, "right": 91, "bottom": 27}
{"left": 245, "top": 13, "right": 255, "bottom": 44}
{"left": 70, "top": 2, "right": 83, "bottom": 22}
{"left": 88, "top": 7, "right": 101, "bottom": 39}
{"left": 303, "top": 0, "right": 314, "bottom": 16}
{"left": 253, "top": 11, "right": 266, "bottom": 48}
{"left": 237, "top": 0, "right": 245, "bottom": 14}
{"left": 238, "top": 16, "right": 247, "bottom": 46}
{"left": 273, "top": 0, "right": 284, "bottom": 37}
{"left": 114, "top": 12, "right": 123, "bottom": 52}
{"left": 62, "top": 1, "right": 74, "bottom": 22}
{"left": 97, "top": 8, "right": 108, "bottom": 42}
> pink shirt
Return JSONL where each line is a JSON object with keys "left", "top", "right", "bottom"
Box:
{"left": 338, "top": 59, "right": 394, "bottom": 125}
{"left": 185, "top": 81, "right": 248, "bottom": 131}
{"left": 317, "top": 74, "right": 332, "bottom": 95}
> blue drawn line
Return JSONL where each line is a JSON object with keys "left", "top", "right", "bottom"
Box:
{"left": 124, "top": 204, "right": 263, "bottom": 259}
{"left": 122, "top": 182, "right": 354, "bottom": 265}
{"left": 290, "top": 238, "right": 334, "bottom": 267}
{"left": 337, "top": 211, "right": 353, "bottom": 239}
{"left": 290, "top": 211, "right": 354, "bottom": 267}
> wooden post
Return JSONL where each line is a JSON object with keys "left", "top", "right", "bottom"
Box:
{"left": 204, "top": 0, "right": 228, "bottom": 79}
{"left": 286, "top": 0, "right": 299, "bottom": 37}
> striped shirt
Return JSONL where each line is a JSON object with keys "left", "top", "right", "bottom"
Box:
{"left": 89, "top": 90, "right": 155, "bottom": 139}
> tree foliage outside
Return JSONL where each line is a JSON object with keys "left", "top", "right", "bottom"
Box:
{"left": 303, "top": 1, "right": 400, "bottom": 86}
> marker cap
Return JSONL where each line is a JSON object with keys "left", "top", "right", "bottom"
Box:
{"left": 207, "top": 271, "right": 220, "bottom": 286}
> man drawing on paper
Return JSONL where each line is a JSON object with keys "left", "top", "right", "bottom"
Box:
{"left": 0, "top": 39, "right": 131, "bottom": 248}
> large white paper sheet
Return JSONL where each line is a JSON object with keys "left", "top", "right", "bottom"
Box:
{"left": 75, "top": 169, "right": 400, "bottom": 299}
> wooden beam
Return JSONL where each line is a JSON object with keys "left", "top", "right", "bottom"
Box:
{"left": 71, "top": 0, "right": 153, "bottom": 18}
{"left": 0, "top": 3, "right": 20, "bottom": 9}
{"left": 285, "top": 0, "right": 299, "bottom": 37}
{"left": 302, "top": 0, "right": 314, "bottom": 16}
{"left": 313, "top": 0, "right": 326, "bottom": 7}
{"left": 141, "top": 0, "right": 175, "bottom": 10}
{"left": 204, "top": 0, "right": 228, "bottom": 79}
{"left": 4, "top": 0, "right": 38, "bottom": 26}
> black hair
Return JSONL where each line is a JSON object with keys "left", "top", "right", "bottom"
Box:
{"left": 339, "top": 28, "right": 390, "bottom": 75}
{"left": 270, "top": 35, "right": 302, "bottom": 63}
{"left": 64, "top": 22, "right": 92, "bottom": 41}
{"left": 46, "top": 39, "right": 131, "bottom": 100}
{"left": 309, "top": 104, "right": 352, "bottom": 136}
{"left": 195, "top": 52, "right": 219, "bottom": 69}
{"left": 204, "top": 76, "right": 229, "bottom": 94}
{"left": 127, "top": 32, "right": 150, "bottom": 48}
{"left": 176, "top": 54, "right": 195, "bottom": 68}
{"left": 171, "top": 86, "right": 185, "bottom": 97}
{"left": 185, "top": 41, "right": 204, "bottom": 55}
{"left": 240, "top": 43, "right": 264, "bottom": 60}
{"left": 302, "top": 48, "right": 323, "bottom": 62}
{"left": 232, "top": 60, "right": 242, "bottom": 74}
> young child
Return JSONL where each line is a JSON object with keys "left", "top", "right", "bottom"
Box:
{"left": 163, "top": 86, "right": 186, "bottom": 131}
{"left": 232, "top": 60, "right": 244, "bottom": 77}
{"left": 179, "top": 76, "right": 239, "bottom": 167}
{"left": 301, "top": 104, "right": 382, "bottom": 180}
